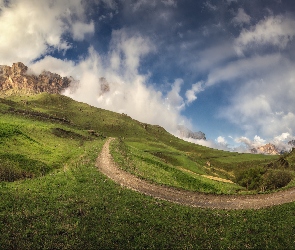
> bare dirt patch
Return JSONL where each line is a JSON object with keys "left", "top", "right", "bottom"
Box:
{"left": 96, "top": 138, "right": 295, "bottom": 210}
{"left": 177, "top": 166, "right": 234, "bottom": 184}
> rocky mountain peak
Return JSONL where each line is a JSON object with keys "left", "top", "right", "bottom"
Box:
{"left": 177, "top": 125, "right": 206, "bottom": 140}
{"left": 0, "top": 62, "right": 77, "bottom": 96}
{"left": 257, "top": 143, "right": 280, "bottom": 155}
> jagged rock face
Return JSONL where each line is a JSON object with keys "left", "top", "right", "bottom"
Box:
{"left": 257, "top": 143, "right": 280, "bottom": 155}
{"left": 177, "top": 125, "right": 206, "bottom": 140}
{"left": 0, "top": 62, "right": 74, "bottom": 95}
{"left": 288, "top": 140, "right": 295, "bottom": 148}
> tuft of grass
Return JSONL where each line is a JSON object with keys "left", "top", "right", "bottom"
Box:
{"left": 0, "top": 122, "right": 22, "bottom": 138}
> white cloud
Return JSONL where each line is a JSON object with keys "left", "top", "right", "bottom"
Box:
{"left": 206, "top": 53, "right": 282, "bottom": 86}
{"left": 109, "top": 29, "right": 155, "bottom": 78}
{"left": 184, "top": 136, "right": 236, "bottom": 151}
{"left": 232, "top": 8, "right": 251, "bottom": 26}
{"left": 161, "top": 0, "right": 177, "bottom": 7}
{"left": 235, "top": 15, "right": 295, "bottom": 55}
{"left": 236, "top": 135, "right": 265, "bottom": 149}
{"left": 183, "top": 137, "right": 215, "bottom": 148}
{"left": 72, "top": 21, "right": 95, "bottom": 41}
{"left": 204, "top": 1, "right": 217, "bottom": 11}
{"left": 274, "top": 132, "right": 292, "bottom": 142}
{"left": 216, "top": 136, "right": 227, "bottom": 145}
{"left": 132, "top": 0, "right": 157, "bottom": 11}
{"left": 165, "top": 79, "right": 185, "bottom": 111}
{"left": 0, "top": 0, "right": 93, "bottom": 65}
{"left": 219, "top": 58, "right": 295, "bottom": 139}
{"left": 185, "top": 81, "right": 204, "bottom": 104}
{"left": 191, "top": 43, "right": 236, "bottom": 72}
{"left": 29, "top": 56, "right": 76, "bottom": 77}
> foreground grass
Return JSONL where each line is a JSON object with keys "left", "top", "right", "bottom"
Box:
{"left": 1, "top": 143, "right": 295, "bottom": 249}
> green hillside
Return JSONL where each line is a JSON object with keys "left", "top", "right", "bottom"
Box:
{"left": 1, "top": 93, "right": 295, "bottom": 248}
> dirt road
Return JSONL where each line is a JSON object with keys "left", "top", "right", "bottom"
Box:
{"left": 96, "top": 138, "right": 295, "bottom": 210}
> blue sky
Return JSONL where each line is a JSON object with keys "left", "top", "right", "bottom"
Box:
{"left": 1, "top": 0, "right": 295, "bottom": 151}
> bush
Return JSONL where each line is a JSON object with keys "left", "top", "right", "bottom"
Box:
{"left": 236, "top": 167, "right": 292, "bottom": 192}
{"left": 261, "top": 170, "right": 292, "bottom": 191}
{"left": 236, "top": 167, "right": 266, "bottom": 190}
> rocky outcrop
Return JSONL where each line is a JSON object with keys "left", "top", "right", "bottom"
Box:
{"left": 177, "top": 125, "right": 206, "bottom": 140}
{"left": 0, "top": 62, "right": 75, "bottom": 95}
{"left": 288, "top": 140, "right": 295, "bottom": 148}
{"left": 257, "top": 143, "right": 280, "bottom": 155}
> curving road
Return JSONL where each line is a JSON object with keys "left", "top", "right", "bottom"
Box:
{"left": 96, "top": 138, "right": 295, "bottom": 210}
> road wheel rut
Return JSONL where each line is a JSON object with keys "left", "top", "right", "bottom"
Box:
{"left": 96, "top": 138, "right": 295, "bottom": 210}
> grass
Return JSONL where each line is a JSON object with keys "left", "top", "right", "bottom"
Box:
{"left": 111, "top": 138, "right": 244, "bottom": 194}
{"left": 1, "top": 147, "right": 295, "bottom": 249}
{"left": 1, "top": 93, "right": 295, "bottom": 248}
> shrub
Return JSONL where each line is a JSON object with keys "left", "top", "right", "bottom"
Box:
{"left": 261, "top": 170, "right": 292, "bottom": 191}
{"left": 236, "top": 167, "right": 266, "bottom": 190}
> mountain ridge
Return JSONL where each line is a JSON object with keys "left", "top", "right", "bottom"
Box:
{"left": 0, "top": 62, "right": 76, "bottom": 96}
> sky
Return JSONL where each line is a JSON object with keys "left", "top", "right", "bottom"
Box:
{"left": 1, "top": 0, "right": 295, "bottom": 152}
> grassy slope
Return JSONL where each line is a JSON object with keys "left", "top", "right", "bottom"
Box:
{"left": 3, "top": 93, "right": 281, "bottom": 193}
{"left": 1, "top": 93, "right": 295, "bottom": 248}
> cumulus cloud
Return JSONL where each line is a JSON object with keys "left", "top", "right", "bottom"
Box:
{"left": 216, "top": 136, "right": 227, "bottom": 145}
{"left": 131, "top": 0, "right": 157, "bottom": 11}
{"left": 109, "top": 29, "right": 155, "bottom": 77}
{"left": 161, "top": 0, "right": 177, "bottom": 7}
{"left": 190, "top": 43, "right": 236, "bottom": 73}
{"left": 165, "top": 79, "right": 185, "bottom": 111}
{"left": 56, "top": 31, "right": 188, "bottom": 133}
{"left": 29, "top": 56, "right": 76, "bottom": 77}
{"left": 206, "top": 53, "right": 282, "bottom": 86}
{"left": 232, "top": 8, "right": 251, "bottom": 26}
{"left": 235, "top": 15, "right": 295, "bottom": 55}
{"left": 0, "top": 0, "right": 93, "bottom": 65}
{"left": 219, "top": 56, "right": 295, "bottom": 139}
{"left": 185, "top": 81, "right": 204, "bottom": 104}
{"left": 274, "top": 132, "right": 292, "bottom": 142}
{"left": 204, "top": 1, "right": 217, "bottom": 11}
{"left": 183, "top": 135, "right": 236, "bottom": 152}
{"left": 236, "top": 135, "right": 266, "bottom": 149}
{"left": 72, "top": 21, "right": 95, "bottom": 41}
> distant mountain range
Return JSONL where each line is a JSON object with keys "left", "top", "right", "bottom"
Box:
{"left": 251, "top": 143, "right": 280, "bottom": 155}
{"left": 251, "top": 142, "right": 295, "bottom": 155}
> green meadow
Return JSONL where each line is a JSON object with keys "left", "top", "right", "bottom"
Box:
{"left": 1, "top": 93, "right": 295, "bottom": 249}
